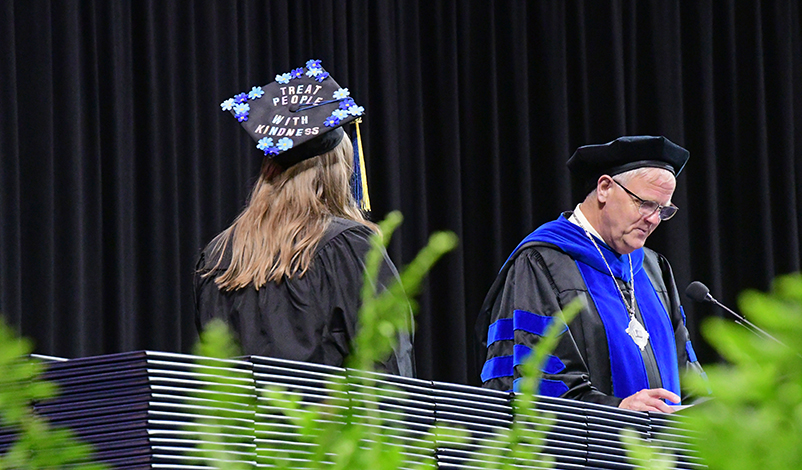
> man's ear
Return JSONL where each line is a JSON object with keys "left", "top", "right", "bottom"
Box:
{"left": 596, "top": 175, "right": 614, "bottom": 203}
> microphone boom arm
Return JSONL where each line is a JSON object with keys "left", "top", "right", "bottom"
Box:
{"left": 686, "top": 280, "right": 791, "bottom": 352}
{"left": 708, "top": 297, "right": 785, "bottom": 345}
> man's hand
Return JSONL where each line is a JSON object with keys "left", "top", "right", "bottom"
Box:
{"left": 618, "top": 388, "right": 681, "bottom": 413}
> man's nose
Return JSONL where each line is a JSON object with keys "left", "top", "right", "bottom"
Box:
{"left": 644, "top": 209, "right": 662, "bottom": 225}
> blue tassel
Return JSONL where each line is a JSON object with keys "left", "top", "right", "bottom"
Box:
{"left": 351, "top": 134, "right": 363, "bottom": 206}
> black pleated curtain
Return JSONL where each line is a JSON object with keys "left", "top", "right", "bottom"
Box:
{"left": 1, "top": 0, "right": 800, "bottom": 386}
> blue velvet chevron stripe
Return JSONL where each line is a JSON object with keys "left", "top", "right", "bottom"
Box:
{"left": 481, "top": 348, "right": 566, "bottom": 383}
{"left": 481, "top": 355, "right": 512, "bottom": 382}
{"left": 487, "top": 318, "right": 513, "bottom": 345}
{"left": 482, "top": 344, "right": 565, "bottom": 382}
{"left": 513, "top": 377, "right": 570, "bottom": 395}
{"left": 685, "top": 340, "right": 698, "bottom": 363}
{"left": 486, "top": 311, "right": 567, "bottom": 348}
{"left": 679, "top": 307, "right": 701, "bottom": 363}
{"left": 513, "top": 344, "right": 565, "bottom": 374}
{"left": 482, "top": 309, "right": 568, "bottom": 385}
{"left": 513, "top": 309, "right": 568, "bottom": 336}
{"left": 538, "top": 378, "right": 570, "bottom": 395}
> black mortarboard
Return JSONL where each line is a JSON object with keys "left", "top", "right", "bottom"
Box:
{"left": 220, "top": 59, "right": 365, "bottom": 169}
{"left": 566, "top": 135, "right": 689, "bottom": 193}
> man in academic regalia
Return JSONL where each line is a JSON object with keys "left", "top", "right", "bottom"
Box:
{"left": 476, "top": 136, "right": 705, "bottom": 413}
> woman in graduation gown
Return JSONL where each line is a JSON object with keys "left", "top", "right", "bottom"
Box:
{"left": 195, "top": 60, "right": 414, "bottom": 377}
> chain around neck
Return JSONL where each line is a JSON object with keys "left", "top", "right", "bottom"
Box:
{"left": 574, "top": 218, "right": 636, "bottom": 319}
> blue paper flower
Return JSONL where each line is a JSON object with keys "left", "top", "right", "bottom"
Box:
{"left": 233, "top": 103, "right": 250, "bottom": 114}
{"left": 332, "top": 109, "right": 349, "bottom": 120}
{"left": 220, "top": 98, "right": 235, "bottom": 111}
{"left": 266, "top": 146, "right": 280, "bottom": 156}
{"left": 315, "top": 71, "right": 329, "bottom": 82}
{"left": 347, "top": 105, "right": 365, "bottom": 116}
{"left": 339, "top": 98, "right": 356, "bottom": 110}
{"left": 324, "top": 115, "right": 341, "bottom": 127}
{"left": 257, "top": 137, "right": 274, "bottom": 151}
{"left": 277, "top": 137, "right": 294, "bottom": 151}
{"left": 248, "top": 86, "right": 264, "bottom": 100}
{"left": 276, "top": 73, "right": 291, "bottom": 84}
{"left": 235, "top": 113, "right": 248, "bottom": 122}
{"left": 306, "top": 59, "right": 322, "bottom": 70}
{"left": 306, "top": 67, "right": 323, "bottom": 77}
{"left": 333, "top": 88, "right": 350, "bottom": 100}
{"left": 290, "top": 68, "right": 304, "bottom": 79}
{"left": 234, "top": 93, "right": 248, "bottom": 104}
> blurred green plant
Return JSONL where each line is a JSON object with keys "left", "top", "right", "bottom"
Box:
{"left": 192, "top": 210, "right": 460, "bottom": 470}
{"left": 683, "top": 273, "right": 802, "bottom": 470}
{"left": 282, "top": 211, "right": 460, "bottom": 470}
{"left": 0, "top": 319, "right": 106, "bottom": 470}
{"left": 187, "top": 324, "right": 257, "bottom": 470}
{"left": 0, "top": 208, "right": 714, "bottom": 469}
{"left": 460, "top": 298, "right": 582, "bottom": 470}
{"left": 620, "top": 427, "right": 676, "bottom": 470}
{"left": 1, "top": 208, "right": 742, "bottom": 470}
{"left": 191, "top": 210, "right": 585, "bottom": 470}
{"left": 349, "top": 210, "right": 458, "bottom": 372}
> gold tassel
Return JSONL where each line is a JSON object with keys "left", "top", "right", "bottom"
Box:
{"left": 355, "top": 118, "right": 371, "bottom": 212}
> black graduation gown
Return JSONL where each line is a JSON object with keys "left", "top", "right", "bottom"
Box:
{"left": 194, "top": 217, "right": 415, "bottom": 377}
{"left": 476, "top": 216, "right": 705, "bottom": 407}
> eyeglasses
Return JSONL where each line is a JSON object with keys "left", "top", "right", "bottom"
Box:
{"left": 613, "top": 179, "right": 679, "bottom": 221}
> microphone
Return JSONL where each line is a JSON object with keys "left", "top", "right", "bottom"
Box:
{"left": 685, "top": 281, "right": 714, "bottom": 303}
{"left": 685, "top": 281, "right": 787, "bottom": 347}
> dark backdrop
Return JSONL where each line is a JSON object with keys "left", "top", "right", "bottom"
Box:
{"left": 1, "top": 1, "right": 800, "bottom": 386}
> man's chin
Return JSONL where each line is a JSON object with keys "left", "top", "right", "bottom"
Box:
{"left": 622, "top": 236, "right": 647, "bottom": 253}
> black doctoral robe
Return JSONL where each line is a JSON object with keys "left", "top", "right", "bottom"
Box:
{"left": 476, "top": 213, "right": 705, "bottom": 407}
{"left": 195, "top": 217, "right": 415, "bottom": 377}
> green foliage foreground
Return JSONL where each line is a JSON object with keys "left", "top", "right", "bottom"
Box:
{"left": 190, "top": 210, "right": 580, "bottom": 470}
{"left": 685, "top": 273, "right": 802, "bottom": 470}
{"left": 6, "top": 213, "right": 800, "bottom": 470}
{"left": 0, "top": 321, "right": 106, "bottom": 470}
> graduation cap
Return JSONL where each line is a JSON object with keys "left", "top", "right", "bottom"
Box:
{"left": 567, "top": 135, "right": 689, "bottom": 194}
{"left": 220, "top": 59, "right": 370, "bottom": 210}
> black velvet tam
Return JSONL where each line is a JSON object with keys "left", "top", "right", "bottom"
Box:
{"left": 567, "top": 136, "right": 689, "bottom": 193}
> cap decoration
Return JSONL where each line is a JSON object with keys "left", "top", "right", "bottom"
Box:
{"left": 221, "top": 59, "right": 371, "bottom": 210}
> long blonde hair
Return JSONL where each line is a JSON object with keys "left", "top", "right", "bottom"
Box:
{"left": 205, "top": 136, "right": 376, "bottom": 290}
